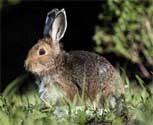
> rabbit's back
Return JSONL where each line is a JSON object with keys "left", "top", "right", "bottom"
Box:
{"left": 67, "top": 51, "right": 114, "bottom": 83}
{"left": 64, "top": 51, "right": 124, "bottom": 100}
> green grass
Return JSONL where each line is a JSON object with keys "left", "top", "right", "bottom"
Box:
{"left": 0, "top": 73, "right": 153, "bottom": 125}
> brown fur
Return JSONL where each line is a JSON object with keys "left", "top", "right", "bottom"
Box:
{"left": 25, "top": 9, "right": 125, "bottom": 107}
{"left": 25, "top": 37, "right": 124, "bottom": 107}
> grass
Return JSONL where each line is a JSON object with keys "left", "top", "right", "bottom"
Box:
{"left": 0, "top": 72, "right": 153, "bottom": 125}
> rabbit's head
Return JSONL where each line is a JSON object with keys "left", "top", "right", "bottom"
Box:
{"left": 25, "top": 9, "right": 67, "bottom": 75}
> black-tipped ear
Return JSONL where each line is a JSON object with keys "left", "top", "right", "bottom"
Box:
{"left": 49, "top": 9, "right": 67, "bottom": 42}
{"left": 43, "top": 8, "right": 59, "bottom": 37}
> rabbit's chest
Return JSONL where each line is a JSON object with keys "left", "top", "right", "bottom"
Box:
{"left": 37, "top": 75, "right": 66, "bottom": 105}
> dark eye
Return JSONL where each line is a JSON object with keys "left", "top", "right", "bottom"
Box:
{"left": 39, "top": 48, "right": 46, "bottom": 55}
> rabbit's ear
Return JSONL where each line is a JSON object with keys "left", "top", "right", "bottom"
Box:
{"left": 43, "top": 8, "right": 59, "bottom": 37}
{"left": 49, "top": 9, "right": 67, "bottom": 42}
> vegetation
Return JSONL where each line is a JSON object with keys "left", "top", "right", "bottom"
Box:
{"left": 94, "top": 0, "right": 153, "bottom": 79}
{"left": 0, "top": 0, "right": 21, "bottom": 10}
{"left": 0, "top": 72, "right": 153, "bottom": 125}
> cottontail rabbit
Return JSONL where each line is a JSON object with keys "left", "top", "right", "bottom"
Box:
{"left": 25, "top": 8, "right": 125, "bottom": 107}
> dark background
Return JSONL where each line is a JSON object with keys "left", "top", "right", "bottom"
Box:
{"left": 1, "top": 1, "right": 104, "bottom": 91}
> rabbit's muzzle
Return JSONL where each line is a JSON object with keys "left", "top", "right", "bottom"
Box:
{"left": 24, "top": 58, "right": 47, "bottom": 75}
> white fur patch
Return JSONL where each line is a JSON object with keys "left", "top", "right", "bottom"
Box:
{"left": 37, "top": 75, "right": 66, "bottom": 105}
{"left": 99, "top": 66, "right": 107, "bottom": 74}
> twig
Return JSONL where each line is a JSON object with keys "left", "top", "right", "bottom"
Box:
{"left": 138, "top": 63, "right": 151, "bottom": 79}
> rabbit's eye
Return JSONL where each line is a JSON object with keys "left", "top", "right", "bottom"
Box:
{"left": 39, "top": 48, "right": 46, "bottom": 56}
